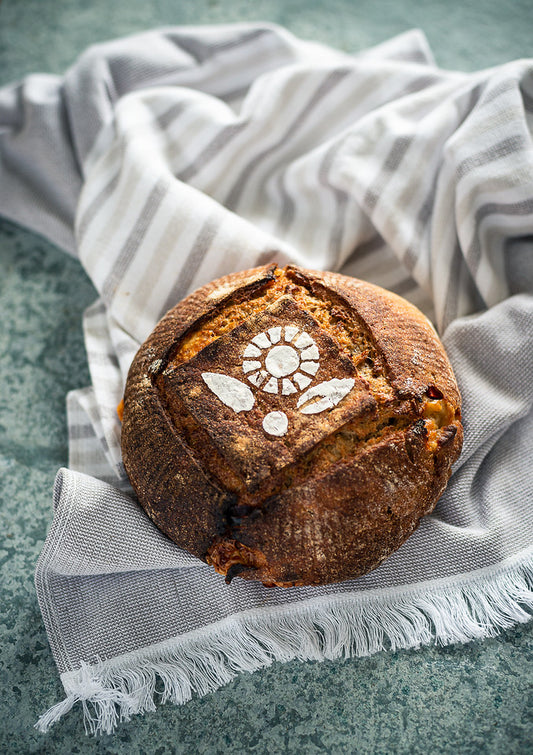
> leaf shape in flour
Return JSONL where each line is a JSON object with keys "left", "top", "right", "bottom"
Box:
{"left": 297, "top": 378, "right": 355, "bottom": 415}
{"left": 201, "top": 372, "right": 255, "bottom": 412}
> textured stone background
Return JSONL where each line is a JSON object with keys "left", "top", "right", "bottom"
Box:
{"left": 1, "top": 1, "right": 532, "bottom": 752}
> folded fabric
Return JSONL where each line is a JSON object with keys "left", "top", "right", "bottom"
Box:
{"left": 1, "top": 23, "right": 532, "bottom": 735}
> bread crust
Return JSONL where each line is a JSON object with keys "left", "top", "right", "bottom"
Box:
{"left": 121, "top": 265, "right": 463, "bottom": 586}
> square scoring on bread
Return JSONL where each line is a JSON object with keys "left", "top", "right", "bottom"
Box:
{"left": 161, "top": 297, "right": 377, "bottom": 491}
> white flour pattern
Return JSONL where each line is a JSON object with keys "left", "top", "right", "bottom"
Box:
{"left": 243, "top": 325, "right": 319, "bottom": 395}
{"left": 201, "top": 324, "right": 354, "bottom": 436}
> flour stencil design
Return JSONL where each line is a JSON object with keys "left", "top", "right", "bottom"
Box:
{"left": 201, "top": 323, "right": 354, "bottom": 437}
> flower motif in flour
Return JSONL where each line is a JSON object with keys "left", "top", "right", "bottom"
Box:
{"left": 201, "top": 323, "right": 354, "bottom": 438}
{"left": 242, "top": 326, "right": 319, "bottom": 395}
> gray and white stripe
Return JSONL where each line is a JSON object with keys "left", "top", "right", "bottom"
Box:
{"left": 5, "top": 25, "right": 533, "bottom": 734}
{"left": 50, "top": 25, "right": 533, "bottom": 479}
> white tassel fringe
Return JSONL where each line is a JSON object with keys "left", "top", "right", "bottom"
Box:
{"left": 36, "top": 554, "right": 533, "bottom": 735}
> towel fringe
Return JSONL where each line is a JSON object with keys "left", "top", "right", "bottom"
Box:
{"left": 36, "top": 555, "right": 533, "bottom": 735}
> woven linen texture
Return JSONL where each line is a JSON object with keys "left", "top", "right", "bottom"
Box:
{"left": 1, "top": 24, "right": 532, "bottom": 732}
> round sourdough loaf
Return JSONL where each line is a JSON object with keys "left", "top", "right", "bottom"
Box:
{"left": 121, "top": 264, "right": 463, "bottom": 587}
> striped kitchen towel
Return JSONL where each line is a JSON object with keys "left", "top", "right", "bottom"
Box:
{"left": 0, "top": 23, "right": 532, "bottom": 734}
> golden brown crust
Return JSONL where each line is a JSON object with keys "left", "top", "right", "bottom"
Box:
{"left": 121, "top": 264, "right": 463, "bottom": 586}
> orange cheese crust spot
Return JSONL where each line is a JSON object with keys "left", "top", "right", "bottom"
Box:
{"left": 422, "top": 397, "right": 457, "bottom": 452}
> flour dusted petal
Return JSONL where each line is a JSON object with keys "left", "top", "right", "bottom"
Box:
{"left": 201, "top": 372, "right": 255, "bottom": 412}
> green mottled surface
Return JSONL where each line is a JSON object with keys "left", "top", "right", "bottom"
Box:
{"left": 0, "top": 1, "right": 532, "bottom": 752}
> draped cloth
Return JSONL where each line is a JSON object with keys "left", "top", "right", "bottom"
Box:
{"left": 1, "top": 24, "right": 532, "bottom": 734}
